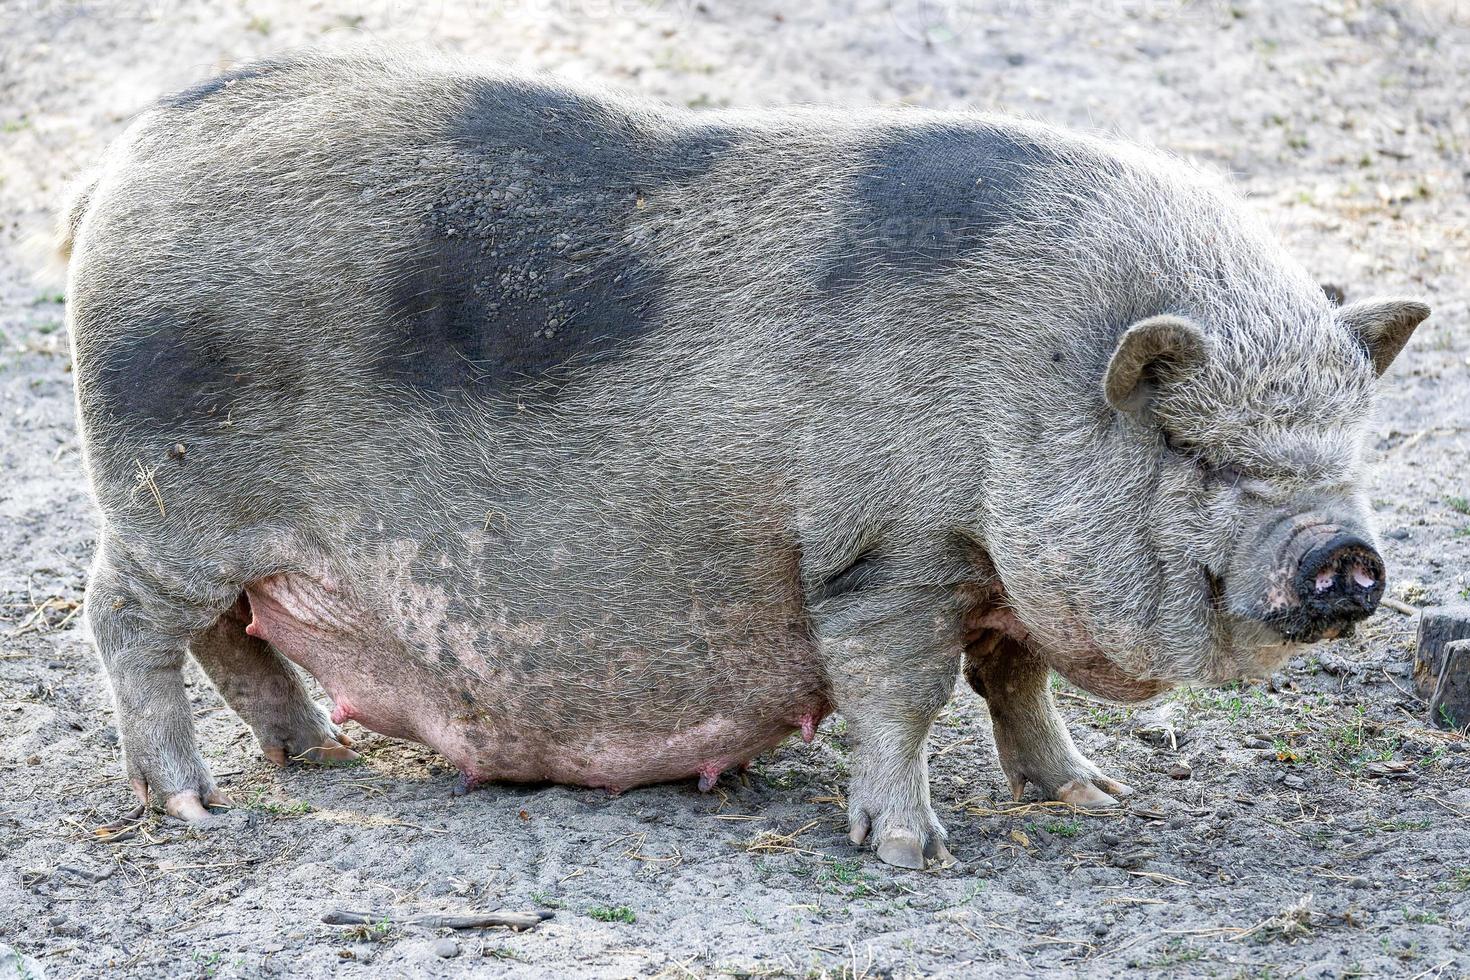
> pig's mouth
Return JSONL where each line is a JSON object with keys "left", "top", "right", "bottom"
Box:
{"left": 1200, "top": 562, "right": 1317, "bottom": 683}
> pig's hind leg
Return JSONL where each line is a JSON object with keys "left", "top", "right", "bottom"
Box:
{"left": 820, "top": 591, "right": 962, "bottom": 870}
{"left": 964, "top": 633, "right": 1133, "bottom": 806}
{"left": 85, "top": 544, "right": 229, "bottom": 821}
{"left": 189, "top": 598, "right": 358, "bottom": 769}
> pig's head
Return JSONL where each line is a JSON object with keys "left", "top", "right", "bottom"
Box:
{"left": 978, "top": 286, "right": 1430, "bottom": 702}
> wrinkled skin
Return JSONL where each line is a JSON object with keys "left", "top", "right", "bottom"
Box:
{"left": 64, "top": 49, "right": 1428, "bottom": 867}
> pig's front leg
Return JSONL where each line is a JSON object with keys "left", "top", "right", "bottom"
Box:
{"left": 819, "top": 594, "right": 962, "bottom": 870}
{"left": 963, "top": 632, "right": 1133, "bottom": 805}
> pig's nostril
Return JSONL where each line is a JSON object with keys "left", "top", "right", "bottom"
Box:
{"left": 1294, "top": 532, "right": 1385, "bottom": 617}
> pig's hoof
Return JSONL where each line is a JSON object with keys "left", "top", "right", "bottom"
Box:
{"left": 872, "top": 829, "right": 955, "bottom": 870}
{"left": 163, "top": 787, "right": 232, "bottom": 822}
{"left": 260, "top": 729, "right": 359, "bottom": 768}
{"left": 849, "top": 808, "right": 954, "bottom": 870}
{"left": 1000, "top": 747, "right": 1133, "bottom": 807}
{"left": 1055, "top": 776, "right": 1133, "bottom": 808}
{"left": 127, "top": 763, "right": 229, "bottom": 823}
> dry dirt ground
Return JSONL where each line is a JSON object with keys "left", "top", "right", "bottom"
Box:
{"left": 2, "top": 0, "right": 1469, "bottom": 977}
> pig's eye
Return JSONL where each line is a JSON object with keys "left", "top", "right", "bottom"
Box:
{"left": 1202, "top": 461, "right": 1245, "bottom": 487}
{"left": 1162, "top": 431, "right": 1243, "bottom": 487}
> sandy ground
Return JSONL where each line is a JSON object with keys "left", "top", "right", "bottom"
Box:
{"left": 2, "top": 0, "right": 1469, "bottom": 976}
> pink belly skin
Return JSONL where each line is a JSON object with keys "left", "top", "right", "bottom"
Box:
{"left": 242, "top": 573, "right": 831, "bottom": 794}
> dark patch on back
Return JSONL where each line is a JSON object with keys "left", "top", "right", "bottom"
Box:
{"left": 158, "top": 58, "right": 293, "bottom": 110}
{"left": 821, "top": 124, "right": 1059, "bottom": 294}
{"left": 374, "top": 82, "right": 735, "bottom": 404}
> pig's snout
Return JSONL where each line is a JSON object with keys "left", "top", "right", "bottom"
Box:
{"left": 1295, "top": 531, "right": 1384, "bottom": 626}
{"left": 1261, "top": 521, "right": 1385, "bottom": 643}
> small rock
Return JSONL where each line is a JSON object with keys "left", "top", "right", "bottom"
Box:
{"left": 1167, "top": 763, "right": 1192, "bottom": 780}
{"left": 1244, "top": 736, "right": 1273, "bottom": 750}
{"left": 432, "top": 938, "right": 460, "bottom": 959}
{"left": 1281, "top": 774, "right": 1307, "bottom": 790}
{"left": 1109, "top": 849, "right": 1152, "bottom": 869}
{"left": 1362, "top": 760, "right": 1415, "bottom": 780}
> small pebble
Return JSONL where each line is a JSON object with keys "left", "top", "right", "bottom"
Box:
{"left": 432, "top": 938, "right": 460, "bottom": 959}
{"left": 1167, "top": 763, "right": 1192, "bottom": 780}
{"left": 1282, "top": 774, "right": 1307, "bottom": 790}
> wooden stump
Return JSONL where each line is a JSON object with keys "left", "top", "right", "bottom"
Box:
{"left": 1413, "top": 605, "right": 1470, "bottom": 729}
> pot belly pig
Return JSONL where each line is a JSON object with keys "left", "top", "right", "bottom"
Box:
{"left": 62, "top": 48, "right": 1429, "bottom": 869}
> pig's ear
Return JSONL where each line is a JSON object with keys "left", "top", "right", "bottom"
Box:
{"left": 1338, "top": 297, "right": 1430, "bottom": 376}
{"left": 1103, "top": 314, "right": 1208, "bottom": 414}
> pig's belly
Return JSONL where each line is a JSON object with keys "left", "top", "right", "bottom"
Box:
{"left": 242, "top": 573, "right": 830, "bottom": 793}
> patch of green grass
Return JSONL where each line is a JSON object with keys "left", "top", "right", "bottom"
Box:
{"left": 1438, "top": 868, "right": 1470, "bottom": 893}
{"left": 953, "top": 881, "right": 985, "bottom": 905}
{"left": 1377, "top": 817, "right": 1430, "bottom": 833}
{"left": 245, "top": 790, "right": 313, "bottom": 816}
{"left": 482, "top": 947, "right": 526, "bottom": 962}
{"left": 753, "top": 767, "right": 796, "bottom": 790}
{"left": 1318, "top": 705, "right": 1401, "bottom": 772}
{"left": 793, "top": 856, "right": 878, "bottom": 897}
{"left": 32, "top": 293, "right": 64, "bottom": 305}
{"left": 191, "top": 951, "right": 245, "bottom": 975}
{"left": 1449, "top": 496, "right": 1470, "bottom": 515}
{"left": 263, "top": 798, "right": 313, "bottom": 816}
{"left": 1085, "top": 705, "right": 1133, "bottom": 726}
{"left": 588, "top": 904, "right": 637, "bottom": 924}
{"left": 819, "top": 857, "right": 876, "bottom": 896}
{"left": 1042, "top": 819, "right": 1083, "bottom": 838}
{"left": 2, "top": 117, "right": 31, "bottom": 134}
{"left": 342, "top": 917, "right": 395, "bottom": 942}
{"left": 1404, "top": 908, "right": 1441, "bottom": 924}
{"left": 1175, "top": 681, "right": 1270, "bottom": 721}
{"left": 530, "top": 891, "right": 566, "bottom": 910}
{"left": 1150, "top": 937, "right": 1205, "bottom": 968}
